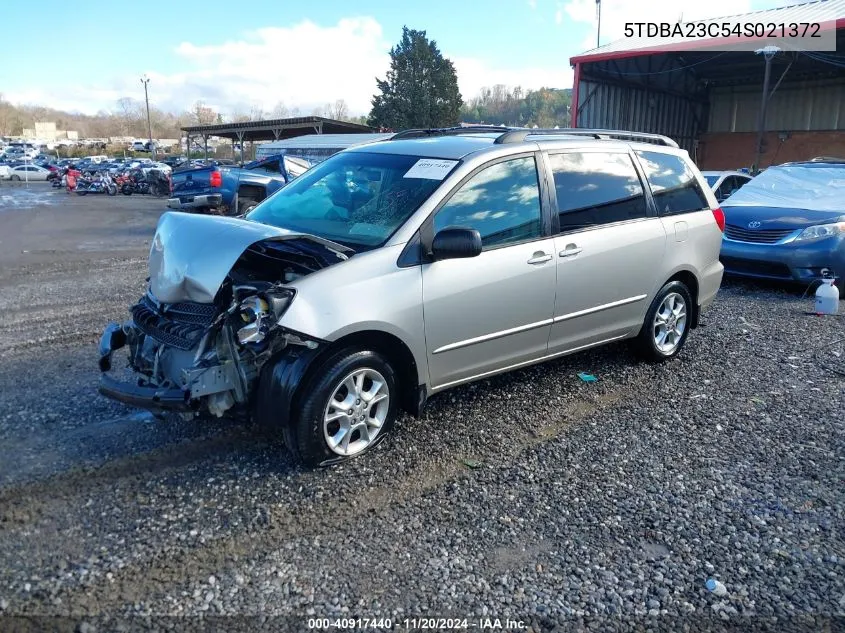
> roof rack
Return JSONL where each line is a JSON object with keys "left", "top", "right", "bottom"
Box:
{"left": 494, "top": 128, "right": 679, "bottom": 148}
{"left": 388, "top": 125, "right": 679, "bottom": 148}
{"left": 390, "top": 125, "right": 510, "bottom": 140}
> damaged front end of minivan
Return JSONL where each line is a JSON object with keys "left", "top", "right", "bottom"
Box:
{"left": 97, "top": 211, "right": 352, "bottom": 418}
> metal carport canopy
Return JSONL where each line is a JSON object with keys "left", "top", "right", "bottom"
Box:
{"left": 180, "top": 116, "right": 375, "bottom": 142}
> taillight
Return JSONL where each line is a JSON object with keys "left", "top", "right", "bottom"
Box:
{"left": 209, "top": 171, "right": 222, "bottom": 187}
{"left": 711, "top": 207, "right": 725, "bottom": 232}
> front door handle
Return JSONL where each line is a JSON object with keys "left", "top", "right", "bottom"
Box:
{"left": 559, "top": 245, "right": 583, "bottom": 258}
{"left": 527, "top": 252, "right": 553, "bottom": 265}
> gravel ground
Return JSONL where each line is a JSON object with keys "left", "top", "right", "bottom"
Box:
{"left": 0, "top": 186, "right": 843, "bottom": 632}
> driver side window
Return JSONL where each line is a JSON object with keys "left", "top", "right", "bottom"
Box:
{"left": 433, "top": 156, "right": 542, "bottom": 249}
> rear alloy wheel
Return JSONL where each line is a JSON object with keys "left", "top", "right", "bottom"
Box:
{"left": 634, "top": 281, "right": 693, "bottom": 362}
{"left": 291, "top": 349, "right": 398, "bottom": 466}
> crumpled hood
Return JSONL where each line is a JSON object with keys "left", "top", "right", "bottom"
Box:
{"left": 149, "top": 212, "right": 351, "bottom": 303}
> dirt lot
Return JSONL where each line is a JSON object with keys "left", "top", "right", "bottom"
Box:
{"left": 0, "top": 182, "right": 843, "bottom": 632}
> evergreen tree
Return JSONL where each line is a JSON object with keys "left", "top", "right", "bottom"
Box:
{"left": 368, "top": 27, "right": 463, "bottom": 130}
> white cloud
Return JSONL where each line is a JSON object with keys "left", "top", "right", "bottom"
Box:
{"left": 5, "top": 17, "right": 574, "bottom": 117}
{"left": 528, "top": 0, "right": 537, "bottom": 8}
{"left": 562, "top": 0, "right": 755, "bottom": 48}
{"left": 165, "top": 17, "right": 390, "bottom": 116}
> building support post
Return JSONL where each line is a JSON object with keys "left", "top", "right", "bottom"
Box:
{"left": 753, "top": 47, "right": 778, "bottom": 174}
{"left": 203, "top": 134, "right": 208, "bottom": 161}
{"left": 237, "top": 131, "right": 245, "bottom": 165}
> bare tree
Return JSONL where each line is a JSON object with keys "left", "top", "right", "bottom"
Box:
{"left": 192, "top": 100, "right": 218, "bottom": 125}
{"left": 248, "top": 105, "right": 265, "bottom": 121}
{"left": 0, "top": 93, "right": 13, "bottom": 136}
{"left": 270, "top": 101, "right": 289, "bottom": 118}
{"left": 324, "top": 99, "right": 350, "bottom": 121}
{"left": 116, "top": 97, "right": 143, "bottom": 136}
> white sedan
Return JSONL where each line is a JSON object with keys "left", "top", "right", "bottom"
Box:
{"left": 8, "top": 164, "right": 51, "bottom": 181}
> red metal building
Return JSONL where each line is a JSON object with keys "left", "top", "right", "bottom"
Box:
{"left": 569, "top": 1, "right": 845, "bottom": 170}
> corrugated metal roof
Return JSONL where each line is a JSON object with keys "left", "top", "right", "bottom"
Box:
{"left": 260, "top": 133, "right": 396, "bottom": 149}
{"left": 181, "top": 116, "right": 374, "bottom": 134}
{"left": 571, "top": 0, "right": 845, "bottom": 63}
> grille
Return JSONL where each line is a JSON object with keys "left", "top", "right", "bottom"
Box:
{"left": 720, "top": 256, "right": 792, "bottom": 279}
{"left": 131, "top": 295, "right": 216, "bottom": 350}
{"left": 724, "top": 224, "right": 795, "bottom": 244}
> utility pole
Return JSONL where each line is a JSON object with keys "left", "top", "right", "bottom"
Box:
{"left": 596, "top": 0, "right": 602, "bottom": 48}
{"left": 752, "top": 46, "right": 779, "bottom": 174}
{"left": 141, "top": 75, "right": 156, "bottom": 160}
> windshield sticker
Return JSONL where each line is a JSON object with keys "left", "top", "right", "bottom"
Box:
{"left": 403, "top": 159, "right": 458, "bottom": 180}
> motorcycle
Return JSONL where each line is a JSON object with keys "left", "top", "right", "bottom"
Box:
{"left": 52, "top": 167, "right": 67, "bottom": 188}
{"left": 120, "top": 168, "right": 170, "bottom": 197}
{"left": 77, "top": 173, "right": 117, "bottom": 196}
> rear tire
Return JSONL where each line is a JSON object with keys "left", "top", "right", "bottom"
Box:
{"left": 76, "top": 190, "right": 87, "bottom": 196}
{"left": 633, "top": 281, "right": 693, "bottom": 362}
{"left": 237, "top": 198, "right": 258, "bottom": 215}
{"left": 288, "top": 348, "right": 399, "bottom": 466}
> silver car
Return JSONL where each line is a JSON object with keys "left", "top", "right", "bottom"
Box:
{"left": 98, "top": 127, "right": 725, "bottom": 466}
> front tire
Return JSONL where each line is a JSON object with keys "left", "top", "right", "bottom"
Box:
{"left": 633, "top": 281, "right": 693, "bottom": 362}
{"left": 10, "top": 175, "right": 19, "bottom": 181}
{"left": 290, "top": 349, "right": 398, "bottom": 466}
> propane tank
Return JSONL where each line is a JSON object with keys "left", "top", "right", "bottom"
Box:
{"left": 815, "top": 278, "right": 840, "bottom": 315}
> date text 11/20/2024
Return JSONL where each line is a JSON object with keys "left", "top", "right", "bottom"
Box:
{"left": 307, "top": 617, "right": 528, "bottom": 630}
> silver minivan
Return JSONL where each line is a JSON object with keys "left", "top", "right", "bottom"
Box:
{"left": 98, "top": 127, "right": 725, "bottom": 465}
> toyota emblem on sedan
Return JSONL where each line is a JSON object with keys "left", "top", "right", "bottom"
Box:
{"left": 748, "top": 221, "right": 762, "bottom": 229}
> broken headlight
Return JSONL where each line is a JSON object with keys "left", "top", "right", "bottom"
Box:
{"left": 234, "top": 288, "right": 294, "bottom": 346}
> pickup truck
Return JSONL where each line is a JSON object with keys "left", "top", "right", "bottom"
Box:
{"left": 167, "top": 154, "right": 312, "bottom": 215}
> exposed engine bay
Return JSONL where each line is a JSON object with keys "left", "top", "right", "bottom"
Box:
{"left": 98, "top": 212, "right": 351, "bottom": 418}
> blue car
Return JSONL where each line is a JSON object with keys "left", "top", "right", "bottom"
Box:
{"left": 720, "top": 160, "right": 845, "bottom": 289}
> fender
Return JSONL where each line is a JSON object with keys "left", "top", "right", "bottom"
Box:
{"left": 253, "top": 344, "right": 323, "bottom": 442}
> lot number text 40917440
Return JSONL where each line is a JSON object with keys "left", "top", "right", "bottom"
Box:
{"left": 307, "top": 617, "right": 528, "bottom": 630}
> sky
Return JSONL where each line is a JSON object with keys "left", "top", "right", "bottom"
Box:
{"left": 0, "top": 0, "right": 791, "bottom": 118}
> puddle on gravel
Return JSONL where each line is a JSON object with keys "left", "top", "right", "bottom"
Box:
{"left": 0, "top": 187, "right": 59, "bottom": 210}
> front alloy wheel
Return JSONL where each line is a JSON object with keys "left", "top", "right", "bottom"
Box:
{"left": 323, "top": 368, "right": 390, "bottom": 457}
{"left": 288, "top": 348, "right": 399, "bottom": 466}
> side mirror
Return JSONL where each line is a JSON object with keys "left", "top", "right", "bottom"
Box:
{"left": 431, "top": 227, "right": 482, "bottom": 261}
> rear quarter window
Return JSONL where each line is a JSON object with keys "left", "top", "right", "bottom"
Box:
{"left": 636, "top": 151, "right": 709, "bottom": 215}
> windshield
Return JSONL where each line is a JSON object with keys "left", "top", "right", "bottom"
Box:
{"left": 723, "top": 164, "right": 845, "bottom": 210}
{"left": 704, "top": 175, "right": 719, "bottom": 187}
{"left": 246, "top": 151, "right": 457, "bottom": 248}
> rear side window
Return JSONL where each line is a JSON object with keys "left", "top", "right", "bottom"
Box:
{"left": 433, "top": 156, "right": 542, "bottom": 249}
{"left": 636, "top": 150, "right": 708, "bottom": 215}
{"left": 549, "top": 152, "right": 648, "bottom": 232}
